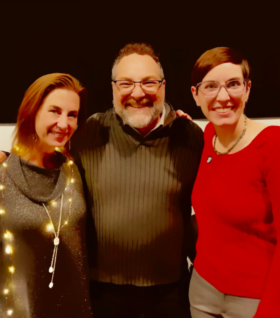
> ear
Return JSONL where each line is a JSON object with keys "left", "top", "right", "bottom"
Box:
{"left": 191, "top": 86, "right": 200, "bottom": 107}
{"left": 162, "top": 79, "right": 166, "bottom": 95}
{"left": 245, "top": 81, "right": 251, "bottom": 103}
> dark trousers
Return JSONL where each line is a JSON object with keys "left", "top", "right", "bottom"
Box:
{"left": 90, "top": 280, "right": 191, "bottom": 318}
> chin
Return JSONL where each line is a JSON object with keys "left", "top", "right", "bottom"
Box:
{"left": 45, "top": 141, "right": 68, "bottom": 151}
{"left": 116, "top": 107, "right": 152, "bottom": 127}
{"left": 126, "top": 114, "right": 153, "bottom": 128}
{"left": 50, "top": 135, "right": 69, "bottom": 146}
{"left": 115, "top": 101, "right": 163, "bottom": 129}
{"left": 211, "top": 117, "right": 238, "bottom": 127}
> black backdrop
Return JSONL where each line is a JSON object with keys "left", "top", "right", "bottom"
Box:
{"left": 1, "top": 2, "right": 280, "bottom": 123}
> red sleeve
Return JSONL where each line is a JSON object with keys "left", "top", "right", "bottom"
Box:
{"left": 254, "top": 127, "right": 280, "bottom": 317}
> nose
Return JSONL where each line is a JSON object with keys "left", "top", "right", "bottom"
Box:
{"left": 216, "top": 86, "right": 230, "bottom": 101}
{"left": 130, "top": 83, "right": 145, "bottom": 99}
{"left": 57, "top": 115, "right": 69, "bottom": 130}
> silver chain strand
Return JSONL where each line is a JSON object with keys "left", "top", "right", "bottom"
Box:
{"left": 42, "top": 193, "right": 63, "bottom": 288}
{"left": 213, "top": 115, "right": 248, "bottom": 155}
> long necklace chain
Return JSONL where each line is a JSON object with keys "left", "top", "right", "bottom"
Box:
{"left": 1, "top": 155, "right": 74, "bottom": 290}
{"left": 0, "top": 155, "right": 74, "bottom": 317}
{"left": 213, "top": 115, "right": 248, "bottom": 155}
{"left": 43, "top": 194, "right": 63, "bottom": 289}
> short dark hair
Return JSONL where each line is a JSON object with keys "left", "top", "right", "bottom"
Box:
{"left": 191, "top": 47, "right": 251, "bottom": 87}
{"left": 112, "top": 43, "right": 164, "bottom": 79}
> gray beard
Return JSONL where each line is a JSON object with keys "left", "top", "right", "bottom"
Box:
{"left": 114, "top": 102, "right": 164, "bottom": 129}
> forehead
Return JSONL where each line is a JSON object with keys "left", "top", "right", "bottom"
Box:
{"left": 41, "top": 89, "right": 80, "bottom": 110}
{"left": 114, "top": 53, "right": 161, "bottom": 80}
{"left": 203, "top": 63, "right": 243, "bottom": 82}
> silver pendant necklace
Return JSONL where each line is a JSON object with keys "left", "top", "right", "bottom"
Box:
{"left": 208, "top": 115, "right": 248, "bottom": 163}
{"left": 213, "top": 115, "right": 248, "bottom": 156}
{"left": 42, "top": 193, "right": 63, "bottom": 288}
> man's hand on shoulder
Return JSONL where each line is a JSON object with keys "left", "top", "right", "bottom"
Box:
{"left": 176, "top": 110, "right": 192, "bottom": 121}
{"left": 0, "top": 151, "right": 7, "bottom": 163}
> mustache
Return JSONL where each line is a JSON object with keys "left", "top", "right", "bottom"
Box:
{"left": 124, "top": 97, "right": 154, "bottom": 108}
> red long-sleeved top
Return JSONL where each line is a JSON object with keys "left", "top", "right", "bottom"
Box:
{"left": 192, "top": 122, "right": 280, "bottom": 318}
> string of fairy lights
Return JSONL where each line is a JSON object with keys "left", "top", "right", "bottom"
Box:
{"left": 0, "top": 149, "right": 76, "bottom": 316}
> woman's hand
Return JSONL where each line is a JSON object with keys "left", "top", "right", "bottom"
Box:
{"left": 176, "top": 110, "right": 192, "bottom": 120}
{"left": 0, "top": 151, "right": 7, "bottom": 163}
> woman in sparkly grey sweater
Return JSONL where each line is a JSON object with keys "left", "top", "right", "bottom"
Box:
{"left": 0, "top": 74, "right": 92, "bottom": 317}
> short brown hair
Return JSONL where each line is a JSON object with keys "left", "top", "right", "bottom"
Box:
{"left": 12, "top": 73, "right": 86, "bottom": 157}
{"left": 112, "top": 43, "right": 164, "bottom": 79}
{"left": 191, "top": 47, "right": 251, "bottom": 88}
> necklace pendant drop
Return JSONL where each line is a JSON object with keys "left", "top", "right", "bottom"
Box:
{"left": 43, "top": 193, "right": 65, "bottom": 289}
{"left": 54, "top": 237, "right": 60, "bottom": 246}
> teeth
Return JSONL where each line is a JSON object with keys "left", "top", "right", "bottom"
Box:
{"left": 51, "top": 132, "right": 67, "bottom": 136}
{"left": 215, "top": 107, "right": 232, "bottom": 113}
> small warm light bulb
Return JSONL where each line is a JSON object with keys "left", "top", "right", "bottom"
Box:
{"left": 51, "top": 201, "right": 57, "bottom": 207}
{"left": 15, "top": 146, "right": 19, "bottom": 151}
{"left": 4, "top": 231, "right": 12, "bottom": 239}
{"left": 3, "top": 289, "right": 9, "bottom": 295}
{"left": 3, "top": 163, "right": 7, "bottom": 168}
{"left": 0, "top": 209, "right": 5, "bottom": 215}
{"left": 64, "top": 221, "right": 68, "bottom": 225}
{"left": 46, "top": 223, "right": 54, "bottom": 232}
{"left": 5, "top": 245, "right": 13, "bottom": 254}
{"left": 70, "top": 178, "right": 74, "bottom": 183}
{"left": 68, "top": 198, "right": 72, "bottom": 202}
{"left": 69, "top": 160, "right": 73, "bottom": 165}
{"left": 7, "top": 309, "right": 13, "bottom": 316}
{"left": 0, "top": 185, "right": 4, "bottom": 190}
{"left": 55, "top": 147, "right": 59, "bottom": 151}
{"left": 8, "top": 266, "right": 15, "bottom": 274}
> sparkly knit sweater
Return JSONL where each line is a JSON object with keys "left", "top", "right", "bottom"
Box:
{"left": 192, "top": 123, "right": 280, "bottom": 318}
{"left": 0, "top": 154, "right": 92, "bottom": 318}
{"left": 77, "top": 103, "right": 204, "bottom": 286}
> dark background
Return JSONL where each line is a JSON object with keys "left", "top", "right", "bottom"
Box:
{"left": 1, "top": 2, "right": 279, "bottom": 123}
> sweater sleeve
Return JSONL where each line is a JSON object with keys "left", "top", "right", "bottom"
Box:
{"left": 254, "top": 128, "right": 280, "bottom": 318}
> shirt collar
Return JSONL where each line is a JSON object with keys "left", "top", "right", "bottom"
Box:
{"left": 153, "top": 104, "right": 166, "bottom": 130}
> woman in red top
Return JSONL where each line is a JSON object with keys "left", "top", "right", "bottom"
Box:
{"left": 190, "top": 47, "right": 280, "bottom": 318}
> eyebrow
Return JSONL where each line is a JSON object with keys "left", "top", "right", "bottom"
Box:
{"left": 49, "top": 105, "right": 78, "bottom": 114}
{"left": 49, "top": 105, "right": 61, "bottom": 109}
{"left": 206, "top": 77, "right": 242, "bottom": 82}
{"left": 116, "top": 75, "right": 160, "bottom": 81}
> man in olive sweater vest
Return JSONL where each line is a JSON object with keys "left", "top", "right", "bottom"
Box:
{"left": 78, "top": 43, "right": 204, "bottom": 318}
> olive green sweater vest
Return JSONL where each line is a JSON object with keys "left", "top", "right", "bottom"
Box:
{"left": 78, "top": 104, "right": 203, "bottom": 286}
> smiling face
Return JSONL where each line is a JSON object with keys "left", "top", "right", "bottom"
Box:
{"left": 112, "top": 53, "right": 165, "bottom": 129}
{"left": 34, "top": 89, "right": 80, "bottom": 152}
{"left": 191, "top": 63, "right": 251, "bottom": 127}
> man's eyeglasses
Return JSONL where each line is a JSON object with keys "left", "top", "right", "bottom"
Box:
{"left": 112, "top": 79, "right": 165, "bottom": 94}
{"left": 196, "top": 79, "right": 248, "bottom": 98}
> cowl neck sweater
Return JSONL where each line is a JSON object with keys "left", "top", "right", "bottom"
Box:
{"left": 7, "top": 153, "right": 66, "bottom": 203}
{"left": 0, "top": 153, "right": 92, "bottom": 318}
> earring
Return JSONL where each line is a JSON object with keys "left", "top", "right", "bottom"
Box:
{"left": 68, "top": 139, "right": 71, "bottom": 150}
